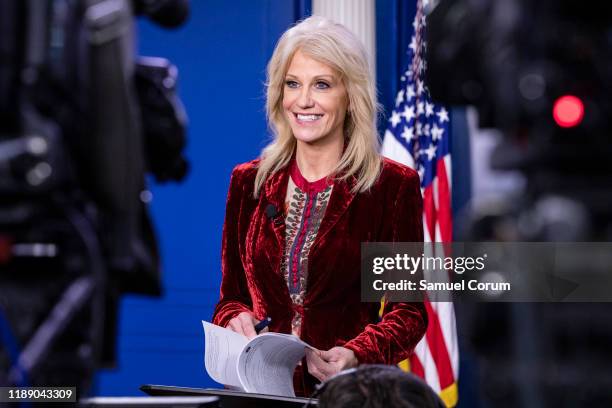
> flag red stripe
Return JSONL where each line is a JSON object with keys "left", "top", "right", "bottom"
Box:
{"left": 423, "top": 186, "right": 437, "bottom": 240}
{"left": 436, "top": 158, "right": 452, "bottom": 243}
{"left": 424, "top": 300, "right": 455, "bottom": 389}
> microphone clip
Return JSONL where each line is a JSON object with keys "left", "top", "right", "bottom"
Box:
{"left": 265, "top": 204, "right": 284, "bottom": 226}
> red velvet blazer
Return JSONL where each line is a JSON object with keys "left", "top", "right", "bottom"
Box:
{"left": 212, "top": 157, "right": 427, "bottom": 395}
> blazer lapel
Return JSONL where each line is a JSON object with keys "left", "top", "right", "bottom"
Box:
{"left": 314, "top": 175, "right": 357, "bottom": 245}
{"left": 262, "top": 166, "right": 290, "bottom": 258}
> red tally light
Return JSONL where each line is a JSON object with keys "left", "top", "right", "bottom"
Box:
{"left": 553, "top": 95, "right": 584, "bottom": 128}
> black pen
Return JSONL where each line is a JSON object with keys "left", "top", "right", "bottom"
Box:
{"left": 254, "top": 317, "right": 272, "bottom": 334}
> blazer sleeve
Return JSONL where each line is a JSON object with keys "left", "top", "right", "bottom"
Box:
{"left": 343, "top": 170, "right": 428, "bottom": 364}
{"left": 211, "top": 166, "right": 254, "bottom": 327}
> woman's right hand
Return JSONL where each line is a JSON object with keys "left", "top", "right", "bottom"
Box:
{"left": 226, "top": 312, "right": 260, "bottom": 339}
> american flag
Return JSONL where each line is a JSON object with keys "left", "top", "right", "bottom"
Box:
{"left": 381, "top": 0, "right": 459, "bottom": 406}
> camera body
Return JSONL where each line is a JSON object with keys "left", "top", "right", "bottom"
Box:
{"left": 426, "top": 1, "right": 612, "bottom": 405}
{"left": 0, "top": 0, "right": 189, "bottom": 391}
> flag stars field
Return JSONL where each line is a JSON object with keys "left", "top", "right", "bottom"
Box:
{"left": 426, "top": 102, "right": 435, "bottom": 117}
{"left": 417, "top": 79, "right": 425, "bottom": 95}
{"left": 402, "top": 105, "right": 416, "bottom": 122}
{"left": 431, "top": 124, "right": 444, "bottom": 141}
{"left": 390, "top": 111, "right": 402, "bottom": 127}
{"left": 425, "top": 145, "right": 437, "bottom": 160}
{"left": 407, "top": 85, "right": 416, "bottom": 101}
{"left": 401, "top": 126, "right": 414, "bottom": 142}
{"left": 417, "top": 101, "right": 425, "bottom": 116}
{"left": 436, "top": 107, "right": 449, "bottom": 123}
{"left": 396, "top": 89, "right": 405, "bottom": 106}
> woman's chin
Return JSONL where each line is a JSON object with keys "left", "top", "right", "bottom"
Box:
{"left": 293, "top": 132, "right": 324, "bottom": 144}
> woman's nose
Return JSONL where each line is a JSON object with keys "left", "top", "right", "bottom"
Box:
{"left": 297, "top": 88, "right": 314, "bottom": 109}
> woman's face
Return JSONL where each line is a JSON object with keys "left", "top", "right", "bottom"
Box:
{"left": 282, "top": 50, "right": 349, "bottom": 146}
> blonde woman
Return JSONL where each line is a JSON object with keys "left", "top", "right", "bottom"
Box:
{"left": 212, "top": 16, "right": 427, "bottom": 396}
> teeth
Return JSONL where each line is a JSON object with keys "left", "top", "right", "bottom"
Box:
{"left": 297, "top": 114, "right": 322, "bottom": 121}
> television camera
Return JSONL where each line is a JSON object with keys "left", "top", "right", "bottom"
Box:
{"left": 0, "top": 0, "right": 189, "bottom": 394}
{"left": 426, "top": 1, "right": 612, "bottom": 406}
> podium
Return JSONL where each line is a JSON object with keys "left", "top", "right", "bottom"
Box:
{"left": 140, "top": 385, "right": 315, "bottom": 408}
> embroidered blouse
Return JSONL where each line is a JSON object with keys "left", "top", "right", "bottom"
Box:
{"left": 280, "top": 161, "right": 333, "bottom": 336}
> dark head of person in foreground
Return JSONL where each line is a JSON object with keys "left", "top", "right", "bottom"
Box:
{"left": 315, "top": 365, "right": 446, "bottom": 408}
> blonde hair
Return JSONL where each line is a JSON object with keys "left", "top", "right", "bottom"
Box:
{"left": 254, "top": 15, "right": 382, "bottom": 197}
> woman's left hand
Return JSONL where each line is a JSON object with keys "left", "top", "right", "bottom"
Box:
{"left": 305, "top": 346, "right": 358, "bottom": 382}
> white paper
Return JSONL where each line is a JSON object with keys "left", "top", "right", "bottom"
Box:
{"left": 236, "top": 333, "right": 310, "bottom": 397}
{"left": 202, "top": 321, "right": 315, "bottom": 397}
{"left": 202, "top": 321, "right": 248, "bottom": 389}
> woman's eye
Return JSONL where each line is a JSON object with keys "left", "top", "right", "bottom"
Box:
{"left": 315, "top": 81, "right": 330, "bottom": 89}
{"left": 285, "top": 80, "right": 299, "bottom": 88}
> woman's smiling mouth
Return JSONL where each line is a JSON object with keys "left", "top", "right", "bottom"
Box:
{"left": 294, "top": 113, "right": 324, "bottom": 123}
